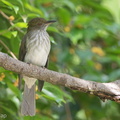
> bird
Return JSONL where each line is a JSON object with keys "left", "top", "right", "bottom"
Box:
{"left": 18, "top": 17, "right": 56, "bottom": 116}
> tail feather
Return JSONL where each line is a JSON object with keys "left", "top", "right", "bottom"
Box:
{"left": 21, "top": 84, "right": 35, "bottom": 116}
{"left": 38, "top": 80, "right": 44, "bottom": 91}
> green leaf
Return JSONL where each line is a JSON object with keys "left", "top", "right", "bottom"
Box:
{"left": 25, "top": 3, "right": 43, "bottom": 16}
{"left": 109, "top": 69, "right": 120, "bottom": 81}
{"left": 56, "top": 8, "right": 71, "bottom": 24}
{"left": 102, "top": 0, "right": 120, "bottom": 24}
{"left": 68, "top": 29, "right": 83, "bottom": 45}
{"left": 47, "top": 26, "right": 59, "bottom": 33}
{"left": 1, "top": 105, "right": 16, "bottom": 115}
{"left": 11, "top": 31, "right": 18, "bottom": 37}
{"left": 14, "top": 22, "right": 27, "bottom": 28}
{"left": 42, "top": 83, "right": 66, "bottom": 105}
{"left": 2, "top": 31, "right": 12, "bottom": 39}
{"left": 13, "top": 5, "right": 19, "bottom": 14}
{"left": 1, "top": 0, "right": 14, "bottom": 8}
{"left": 54, "top": 0, "right": 75, "bottom": 11}
{"left": 1, "top": 0, "right": 19, "bottom": 14}
{"left": 7, "top": 83, "right": 21, "bottom": 99}
{"left": 50, "top": 36, "right": 57, "bottom": 44}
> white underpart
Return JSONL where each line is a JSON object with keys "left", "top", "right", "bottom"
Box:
{"left": 23, "top": 28, "right": 50, "bottom": 88}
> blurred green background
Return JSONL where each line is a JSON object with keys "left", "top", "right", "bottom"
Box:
{"left": 0, "top": 0, "right": 120, "bottom": 120}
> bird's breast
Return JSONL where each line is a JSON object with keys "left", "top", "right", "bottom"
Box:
{"left": 24, "top": 30, "right": 50, "bottom": 66}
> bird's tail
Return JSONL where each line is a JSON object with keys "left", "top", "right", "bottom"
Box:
{"left": 38, "top": 80, "right": 44, "bottom": 91}
{"left": 21, "top": 84, "right": 35, "bottom": 116}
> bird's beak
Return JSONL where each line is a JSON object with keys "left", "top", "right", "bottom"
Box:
{"left": 45, "top": 20, "right": 56, "bottom": 25}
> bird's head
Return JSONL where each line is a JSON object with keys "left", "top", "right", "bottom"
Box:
{"left": 27, "top": 17, "right": 56, "bottom": 31}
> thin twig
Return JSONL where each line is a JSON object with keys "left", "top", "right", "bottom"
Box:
{"left": 0, "top": 40, "right": 17, "bottom": 59}
{"left": 0, "top": 10, "right": 23, "bottom": 59}
{"left": 0, "top": 10, "right": 9, "bottom": 19}
{"left": 0, "top": 10, "right": 24, "bottom": 33}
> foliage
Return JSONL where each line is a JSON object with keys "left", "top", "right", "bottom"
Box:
{"left": 0, "top": 0, "right": 120, "bottom": 120}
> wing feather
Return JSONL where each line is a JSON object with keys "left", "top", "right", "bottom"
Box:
{"left": 18, "top": 35, "right": 27, "bottom": 89}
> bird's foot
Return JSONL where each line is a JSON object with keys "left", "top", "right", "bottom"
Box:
{"left": 41, "top": 66, "right": 46, "bottom": 70}
{"left": 27, "top": 62, "right": 33, "bottom": 67}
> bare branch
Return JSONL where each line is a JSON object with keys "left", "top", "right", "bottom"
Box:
{"left": 0, "top": 52, "right": 120, "bottom": 103}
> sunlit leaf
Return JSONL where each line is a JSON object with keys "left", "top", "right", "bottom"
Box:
{"left": 1, "top": 0, "right": 19, "bottom": 13}
{"left": 11, "top": 31, "right": 17, "bottom": 37}
{"left": 102, "top": 0, "right": 120, "bottom": 24}
{"left": 25, "top": 3, "right": 43, "bottom": 16}
{"left": 14, "top": 22, "right": 27, "bottom": 28}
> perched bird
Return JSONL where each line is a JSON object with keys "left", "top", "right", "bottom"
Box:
{"left": 19, "top": 17, "right": 56, "bottom": 116}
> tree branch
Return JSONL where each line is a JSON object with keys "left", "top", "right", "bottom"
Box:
{"left": 0, "top": 52, "right": 120, "bottom": 103}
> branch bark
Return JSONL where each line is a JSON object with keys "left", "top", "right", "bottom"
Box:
{"left": 0, "top": 52, "right": 120, "bottom": 103}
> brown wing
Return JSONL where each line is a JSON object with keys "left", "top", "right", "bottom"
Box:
{"left": 18, "top": 35, "right": 27, "bottom": 89}
{"left": 19, "top": 35, "right": 27, "bottom": 61}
